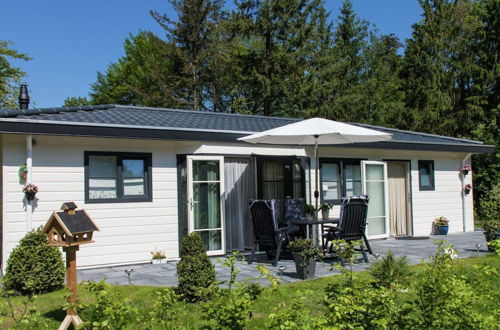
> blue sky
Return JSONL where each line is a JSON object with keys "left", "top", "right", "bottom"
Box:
{"left": 1, "top": 0, "right": 422, "bottom": 108}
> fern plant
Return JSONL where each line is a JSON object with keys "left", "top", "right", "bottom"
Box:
{"left": 369, "top": 251, "right": 411, "bottom": 288}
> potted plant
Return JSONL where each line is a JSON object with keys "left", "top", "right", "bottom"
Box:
{"left": 460, "top": 164, "right": 471, "bottom": 176}
{"left": 288, "top": 238, "right": 319, "bottom": 280}
{"left": 434, "top": 216, "right": 449, "bottom": 235}
{"left": 319, "top": 203, "right": 332, "bottom": 220}
{"left": 151, "top": 249, "right": 167, "bottom": 264}
{"left": 23, "top": 183, "right": 38, "bottom": 201}
{"left": 463, "top": 184, "right": 472, "bottom": 195}
{"left": 303, "top": 204, "right": 316, "bottom": 220}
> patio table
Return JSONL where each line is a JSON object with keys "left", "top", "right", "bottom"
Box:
{"left": 288, "top": 218, "right": 340, "bottom": 248}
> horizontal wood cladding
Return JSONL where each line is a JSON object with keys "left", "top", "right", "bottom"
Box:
{"left": 2, "top": 134, "right": 180, "bottom": 268}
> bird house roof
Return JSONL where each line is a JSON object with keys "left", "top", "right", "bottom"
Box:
{"left": 41, "top": 207, "right": 99, "bottom": 236}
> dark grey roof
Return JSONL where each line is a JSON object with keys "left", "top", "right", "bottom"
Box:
{"left": 0, "top": 104, "right": 493, "bottom": 153}
{"left": 56, "top": 210, "right": 98, "bottom": 234}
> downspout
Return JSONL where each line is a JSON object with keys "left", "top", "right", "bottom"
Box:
{"left": 461, "top": 153, "right": 472, "bottom": 232}
{"left": 26, "top": 135, "right": 32, "bottom": 232}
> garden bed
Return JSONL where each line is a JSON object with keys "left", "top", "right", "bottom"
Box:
{"left": 0, "top": 255, "right": 498, "bottom": 329}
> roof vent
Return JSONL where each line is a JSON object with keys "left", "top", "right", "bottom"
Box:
{"left": 18, "top": 84, "right": 30, "bottom": 110}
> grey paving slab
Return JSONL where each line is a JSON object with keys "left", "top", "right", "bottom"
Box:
{"left": 77, "top": 231, "right": 489, "bottom": 287}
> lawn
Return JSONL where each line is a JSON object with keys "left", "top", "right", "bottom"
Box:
{"left": 1, "top": 255, "right": 499, "bottom": 329}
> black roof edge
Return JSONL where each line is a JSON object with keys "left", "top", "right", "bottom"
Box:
{"left": 0, "top": 121, "right": 494, "bottom": 154}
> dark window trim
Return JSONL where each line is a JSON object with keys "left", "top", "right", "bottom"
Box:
{"left": 84, "top": 151, "right": 153, "bottom": 203}
{"left": 319, "top": 158, "right": 366, "bottom": 205}
{"left": 418, "top": 160, "right": 435, "bottom": 191}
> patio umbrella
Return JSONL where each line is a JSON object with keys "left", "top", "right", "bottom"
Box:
{"left": 238, "top": 118, "right": 392, "bottom": 214}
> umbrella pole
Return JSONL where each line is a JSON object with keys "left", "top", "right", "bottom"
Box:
{"left": 314, "top": 136, "right": 319, "bottom": 218}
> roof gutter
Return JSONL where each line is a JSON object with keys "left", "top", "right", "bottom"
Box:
{"left": 0, "top": 120, "right": 494, "bottom": 154}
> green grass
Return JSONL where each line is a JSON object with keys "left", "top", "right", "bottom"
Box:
{"left": 1, "top": 256, "right": 499, "bottom": 329}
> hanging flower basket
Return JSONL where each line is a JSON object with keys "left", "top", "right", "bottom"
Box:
{"left": 18, "top": 164, "right": 28, "bottom": 182}
{"left": 23, "top": 183, "right": 38, "bottom": 201}
{"left": 463, "top": 184, "right": 472, "bottom": 195}
{"left": 460, "top": 164, "right": 471, "bottom": 176}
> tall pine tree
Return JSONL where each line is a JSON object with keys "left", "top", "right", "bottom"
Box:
{"left": 151, "top": 0, "right": 224, "bottom": 110}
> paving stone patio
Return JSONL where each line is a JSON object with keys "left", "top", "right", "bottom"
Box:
{"left": 77, "top": 231, "right": 490, "bottom": 287}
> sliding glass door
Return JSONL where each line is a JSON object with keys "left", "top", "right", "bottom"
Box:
{"left": 361, "top": 161, "right": 389, "bottom": 239}
{"left": 187, "top": 156, "right": 225, "bottom": 255}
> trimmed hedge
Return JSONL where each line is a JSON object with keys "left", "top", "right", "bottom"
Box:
{"left": 176, "top": 233, "right": 216, "bottom": 302}
{"left": 2, "top": 228, "right": 65, "bottom": 295}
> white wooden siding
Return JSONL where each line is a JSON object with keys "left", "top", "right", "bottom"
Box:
{"left": 1, "top": 134, "right": 475, "bottom": 269}
{"left": 1, "top": 134, "right": 179, "bottom": 269}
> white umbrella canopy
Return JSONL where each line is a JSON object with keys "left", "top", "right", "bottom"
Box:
{"left": 238, "top": 118, "right": 392, "bottom": 145}
{"left": 238, "top": 117, "right": 392, "bottom": 223}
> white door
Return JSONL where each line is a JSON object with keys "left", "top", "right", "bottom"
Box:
{"left": 187, "top": 155, "right": 225, "bottom": 255}
{"left": 361, "top": 161, "right": 389, "bottom": 239}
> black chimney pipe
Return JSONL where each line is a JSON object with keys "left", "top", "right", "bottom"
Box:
{"left": 19, "top": 84, "right": 30, "bottom": 110}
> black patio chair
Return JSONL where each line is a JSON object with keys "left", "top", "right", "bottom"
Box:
{"left": 248, "top": 199, "right": 289, "bottom": 267}
{"left": 322, "top": 195, "right": 372, "bottom": 263}
{"left": 284, "top": 198, "right": 307, "bottom": 239}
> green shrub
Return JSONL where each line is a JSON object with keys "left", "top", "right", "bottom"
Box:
{"left": 79, "top": 280, "right": 139, "bottom": 329}
{"left": 323, "top": 282, "right": 401, "bottom": 329}
{"left": 267, "top": 294, "right": 319, "bottom": 330}
{"left": 398, "top": 241, "right": 495, "bottom": 329}
{"left": 147, "top": 288, "right": 179, "bottom": 329}
{"left": 2, "top": 228, "right": 65, "bottom": 295}
{"left": 369, "top": 251, "right": 411, "bottom": 288}
{"left": 480, "top": 182, "right": 500, "bottom": 239}
{"left": 176, "top": 232, "right": 216, "bottom": 302}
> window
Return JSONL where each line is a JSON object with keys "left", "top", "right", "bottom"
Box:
{"left": 85, "top": 152, "right": 152, "bottom": 203}
{"left": 257, "top": 157, "right": 305, "bottom": 199}
{"left": 418, "top": 160, "right": 435, "bottom": 191}
{"left": 320, "top": 159, "right": 363, "bottom": 204}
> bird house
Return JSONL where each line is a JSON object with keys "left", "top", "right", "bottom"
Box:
{"left": 41, "top": 202, "right": 99, "bottom": 247}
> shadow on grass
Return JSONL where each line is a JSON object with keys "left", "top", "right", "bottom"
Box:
{"left": 43, "top": 308, "right": 66, "bottom": 323}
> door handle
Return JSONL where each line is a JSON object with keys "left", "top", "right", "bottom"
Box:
{"left": 189, "top": 198, "right": 199, "bottom": 210}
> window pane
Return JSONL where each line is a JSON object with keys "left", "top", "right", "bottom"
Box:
{"left": 345, "top": 165, "right": 361, "bottom": 181}
{"left": 366, "top": 164, "right": 384, "bottom": 180}
{"left": 366, "top": 181, "right": 386, "bottom": 218}
{"left": 193, "top": 182, "right": 221, "bottom": 229}
{"left": 292, "top": 160, "right": 301, "bottom": 180}
{"left": 123, "top": 159, "right": 144, "bottom": 177}
{"left": 262, "top": 162, "right": 284, "bottom": 181}
{"left": 419, "top": 162, "right": 433, "bottom": 187}
{"left": 322, "top": 163, "right": 339, "bottom": 181}
{"left": 263, "top": 182, "right": 284, "bottom": 200}
{"left": 89, "top": 178, "right": 117, "bottom": 199}
{"left": 124, "top": 178, "right": 145, "bottom": 196}
{"left": 345, "top": 181, "right": 362, "bottom": 197}
{"left": 193, "top": 160, "right": 219, "bottom": 181}
{"left": 323, "top": 182, "right": 340, "bottom": 200}
{"left": 89, "top": 156, "right": 117, "bottom": 199}
{"left": 89, "top": 156, "right": 116, "bottom": 177}
{"left": 123, "top": 159, "right": 146, "bottom": 196}
{"left": 198, "top": 230, "right": 222, "bottom": 251}
{"left": 322, "top": 162, "right": 340, "bottom": 200}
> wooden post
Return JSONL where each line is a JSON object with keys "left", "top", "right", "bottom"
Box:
{"left": 59, "top": 246, "right": 83, "bottom": 330}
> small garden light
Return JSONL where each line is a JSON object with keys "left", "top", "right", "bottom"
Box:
{"left": 475, "top": 243, "right": 482, "bottom": 255}
{"left": 277, "top": 265, "right": 286, "bottom": 280}
{"left": 125, "top": 268, "right": 134, "bottom": 285}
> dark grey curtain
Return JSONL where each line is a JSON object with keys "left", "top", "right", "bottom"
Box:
{"left": 224, "top": 158, "right": 256, "bottom": 251}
